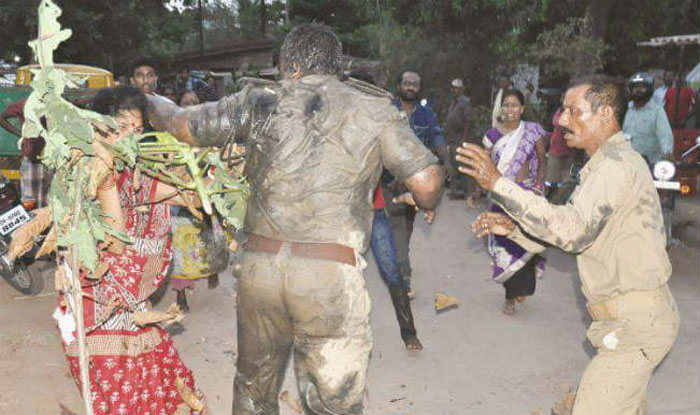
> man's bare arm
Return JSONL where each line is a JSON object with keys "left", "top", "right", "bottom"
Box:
{"left": 146, "top": 95, "right": 197, "bottom": 145}
{"left": 147, "top": 92, "right": 252, "bottom": 148}
{"left": 404, "top": 164, "right": 444, "bottom": 210}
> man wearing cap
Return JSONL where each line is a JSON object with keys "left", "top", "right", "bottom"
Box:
{"left": 445, "top": 78, "right": 473, "bottom": 201}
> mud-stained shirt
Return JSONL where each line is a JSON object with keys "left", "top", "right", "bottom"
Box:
{"left": 493, "top": 131, "right": 671, "bottom": 303}
{"left": 187, "top": 74, "right": 438, "bottom": 251}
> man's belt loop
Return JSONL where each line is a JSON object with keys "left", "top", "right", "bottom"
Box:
{"left": 244, "top": 233, "right": 356, "bottom": 266}
{"left": 586, "top": 301, "right": 617, "bottom": 321}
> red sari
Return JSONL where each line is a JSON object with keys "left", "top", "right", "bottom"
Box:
{"left": 58, "top": 168, "right": 205, "bottom": 415}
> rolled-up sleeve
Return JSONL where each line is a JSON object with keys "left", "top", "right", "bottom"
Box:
{"left": 378, "top": 113, "right": 439, "bottom": 182}
{"left": 187, "top": 87, "right": 257, "bottom": 147}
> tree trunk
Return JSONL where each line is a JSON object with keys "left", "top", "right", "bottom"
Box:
{"left": 259, "top": 0, "right": 266, "bottom": 36}
{"left": 586, "top": 0, "right": 613, "bottom": 39}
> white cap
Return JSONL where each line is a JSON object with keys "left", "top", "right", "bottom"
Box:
{"left": 450, "top": 78, "right": 464, "bottom": 88}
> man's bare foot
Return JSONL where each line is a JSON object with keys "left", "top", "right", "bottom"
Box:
{"left": 466, "top": 196, "right": 477, "bottom": 209}
{"left": 502, "top": 299, "right": 515, "bottom": 315}
{"left": 176, "top": 289, "right": 190, "bottom": 313}
{"left": 404, "top": 337, "right": 423, "bottom": 350}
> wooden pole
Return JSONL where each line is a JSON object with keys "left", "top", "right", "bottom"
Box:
{"left": 68, "top": 170, "right": 93, "bottom": 415}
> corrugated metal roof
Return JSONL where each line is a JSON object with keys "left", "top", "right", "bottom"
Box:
{"left": 638, "top": 34, "right": 700, "bottom": 47}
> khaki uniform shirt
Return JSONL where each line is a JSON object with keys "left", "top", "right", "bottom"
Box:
{"left": 187, "top": 75, "right": 438, "bottom": 252}
{"left": 493, "top": 131, "right": 671, "bottom": 303}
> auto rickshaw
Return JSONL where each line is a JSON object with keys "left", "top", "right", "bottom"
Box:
{"left": 0, "top": 64, "right": 114, "bottom": 182}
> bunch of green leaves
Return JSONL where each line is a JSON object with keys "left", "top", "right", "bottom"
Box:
{"left": 23, "top": 0, "right": 127, "bottom": 272}
{"left": 110, "top": 131, "right": 249, "bottom": 229}
{"left": 23, "top": 0, "right": 248, "bottom": 272}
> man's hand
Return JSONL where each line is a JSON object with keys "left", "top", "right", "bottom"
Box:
{"left": 392, "top": 192, "right": 416, "bottom": 206}
{"left": 393, "top": 192, "right": 436, "bottom": 224}
{"left": 471, "top": 212, "right": 516, "bottom": 238}
{"left": 456, "top": 143, "right": 502, "bottom": 191}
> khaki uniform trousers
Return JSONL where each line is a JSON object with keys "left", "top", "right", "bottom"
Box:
{"left": 233, "top": 248, "right": 372, "bottom": 415}
{"left": 573, "top": 285, "right": 679, "bottom": 415}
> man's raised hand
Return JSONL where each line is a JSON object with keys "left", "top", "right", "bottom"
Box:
{"left": 456, "top": 143, "right": 501, "bottom": 191}
{"left": 393, "top": 192, "right": 435, "bottom": 224}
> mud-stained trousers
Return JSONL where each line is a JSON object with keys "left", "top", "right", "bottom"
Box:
{"left": 233, "top": 247, "right": 372, "bottom": 415}
{"left": 572, "top": 285, "right": 679, "bottom": 415}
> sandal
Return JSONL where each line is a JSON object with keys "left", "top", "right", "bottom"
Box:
{"left": 502, "top": 299, "right": 516, "bottom": 316}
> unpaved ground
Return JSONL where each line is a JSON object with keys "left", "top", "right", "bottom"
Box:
{"left": 0, "top": 196, "right": 698, "bottom": 415}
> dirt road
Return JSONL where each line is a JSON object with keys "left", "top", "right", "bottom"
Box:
{"left": 0, "top": 197, "right": 697, "bottom": 415}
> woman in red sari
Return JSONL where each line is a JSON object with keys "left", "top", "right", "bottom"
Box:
{"left": 56, "top": 86, "right": 207, "bottom": 415}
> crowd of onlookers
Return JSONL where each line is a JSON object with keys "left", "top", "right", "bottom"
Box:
{"left": 129, "top": 57, "right": 220, "bottom": 109}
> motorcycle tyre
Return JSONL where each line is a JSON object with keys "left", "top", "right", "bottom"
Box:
{"left": 0, "top": 260, "right": 44, "bottom": 296}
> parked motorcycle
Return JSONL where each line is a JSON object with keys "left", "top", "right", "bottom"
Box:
{"left": 652, "top": 159, "right": 680, "bottom": 247}
{"left": 0, "top": 174, "right": 44, "bottom": 295}
{"left": 652, "top": 135, "right": 700, "bottom": 247}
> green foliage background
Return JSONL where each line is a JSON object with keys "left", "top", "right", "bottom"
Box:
{"left": 2, "top": 0, "right": 698, "bottom": 136}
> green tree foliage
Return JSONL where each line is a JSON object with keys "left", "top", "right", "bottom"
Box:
{"left": 0, "top": 0, "right": 198, "bottom": 74}
{"left": 529, "top": 17, "right": 608, "bottom": 79}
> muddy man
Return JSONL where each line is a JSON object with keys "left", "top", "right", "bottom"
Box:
{"left": 146, "top": 24, "right": 443, "bottom": 415}
{"left": 458, "top": 75, "right": 679, "bottom": 415}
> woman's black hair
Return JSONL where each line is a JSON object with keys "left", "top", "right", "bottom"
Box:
{"left": 501, "top": 88, "right": 525, "bottom": 106}
{"left": 91, "top": 85, "right": 147, "bottom": 121}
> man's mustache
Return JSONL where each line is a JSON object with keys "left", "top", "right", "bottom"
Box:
{"left": 561, "top": 126, "right": 575, "bottom": 137}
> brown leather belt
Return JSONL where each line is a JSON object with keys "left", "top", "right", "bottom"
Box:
{"left": 244, "top": 233, "right": 356, "bottom": 266}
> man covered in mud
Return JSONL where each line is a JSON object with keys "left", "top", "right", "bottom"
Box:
{"left": 146, "top": 24, "right": 443, "bottom": 415}
{"left": 457, "top": 75, "right": 679, "bottom": 415}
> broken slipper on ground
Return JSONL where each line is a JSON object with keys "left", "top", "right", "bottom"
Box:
{"left": 434, "top": 292, "right": 458, "bottom": 312}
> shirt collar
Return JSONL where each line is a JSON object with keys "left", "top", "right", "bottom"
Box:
{"left": 579, "top": 131, "right": 626, "bottom": 181}
{"left": 393, "top": 98, "right": 419, "bottom": 118}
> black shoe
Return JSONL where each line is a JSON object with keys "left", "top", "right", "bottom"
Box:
{"left": 176, "top": 289, "right": 190, "bottom": 313}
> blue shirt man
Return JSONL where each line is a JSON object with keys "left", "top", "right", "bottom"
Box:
{"left": 383, "top": 70, "right": 451, "bottom": 295}
{"left": 392, "top": 97, "right": 448, "bottom": 150}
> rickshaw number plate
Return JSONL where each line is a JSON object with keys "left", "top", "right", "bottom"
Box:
{"left": 0, "top": 205, "right": 30, "bottom": 236}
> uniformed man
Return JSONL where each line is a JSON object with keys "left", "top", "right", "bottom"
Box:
{"left": 456, "top": 75, "right": 679, "bottom": 415}
{"left": 146, "top": 24, "right": 443, "bottom": 415}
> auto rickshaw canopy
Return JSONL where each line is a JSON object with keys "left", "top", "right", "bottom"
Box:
{"left": 15, "top": 64, "right": 114, "bottom": 89}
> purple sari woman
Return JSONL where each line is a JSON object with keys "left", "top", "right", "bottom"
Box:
{"left": 482, "top": 89, "right": 548, "bottom": 315}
